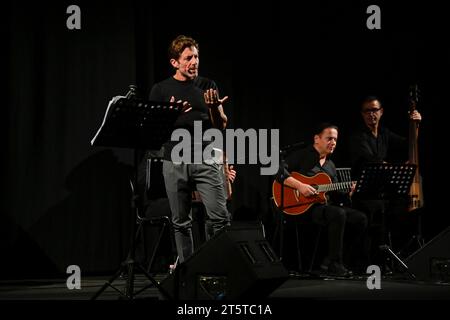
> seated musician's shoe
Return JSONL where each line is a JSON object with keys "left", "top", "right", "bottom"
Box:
{"left": 328, "top": 262, "right": 353, "bottom": 277}
{"left": 382, "top": 264, "right": 394, "bottom": 276}
{"left": 320, "top": 257, "right": 332, "bottom": 272}
{"left": 320, "top": 258, "right": 353, "bottom": 277}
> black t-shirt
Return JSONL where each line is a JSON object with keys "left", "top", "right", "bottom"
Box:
{"left": 348, "top": 125, "right": 406, "bottom": 178}
{"left": 277, "top": 145, "right": 348, "bottom": 205}
{"left": 149, "top": 76, "right": 219, "bottom": 160}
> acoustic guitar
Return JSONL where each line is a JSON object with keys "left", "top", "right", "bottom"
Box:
{"left": 272, "top": 172, "right": 354, "bottom": 215}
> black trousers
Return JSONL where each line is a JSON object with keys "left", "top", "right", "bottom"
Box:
{"left": 352, "top": 197, "right": 411, "bottom": 264}
{"left": 310, "top": 204, "right": 368, "bottom": 265}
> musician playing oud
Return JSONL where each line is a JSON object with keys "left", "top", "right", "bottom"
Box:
{"left": 277, "top": 123, "right": 368, "bottom": 276}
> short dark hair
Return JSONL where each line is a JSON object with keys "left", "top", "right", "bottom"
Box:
{"left": 361, "top": 95, "right": 382, "bottom": 109}
{"left": 168, "top": 35, "right": 199, "bottom": 60}
{"left": 313, "top": 122, "right": 338, "bottom": 136}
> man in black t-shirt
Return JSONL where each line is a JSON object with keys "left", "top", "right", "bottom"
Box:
{"left": 149, "top": 35, "right": 231, "bottom": 264}
{"left": 348, "top": 96, "right": 422, "bottom": 267}
{"left": 349, "top": 96, "right": 422, "bottom": 179}
{"left": 278, "top": 123, "right": 368, "bottom": 276}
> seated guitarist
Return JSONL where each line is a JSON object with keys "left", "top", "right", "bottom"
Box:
{"left": 277, "top": 123, "right": 368, "bottom": 276}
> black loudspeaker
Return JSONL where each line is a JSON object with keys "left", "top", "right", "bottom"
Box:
{"left": 160, "top": 222, "right": 289, "bottom": 300}
{"left": 405, "top": 226, "right": 450, "bottom": 282}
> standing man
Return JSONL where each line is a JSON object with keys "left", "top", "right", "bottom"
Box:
{"left": 349, "top": 96, "right": 422, "bottom": 177}
{"left": 149, "top": 35, "right": 231, "bottom": 263}
{"left": 348, "top": 96, "right": 422, "bottom": 266}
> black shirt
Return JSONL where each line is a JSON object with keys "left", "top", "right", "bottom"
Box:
{"left": 348, "top": 125, "right": 406, "bottom": 178}
{"left": 149, "top": 76, "right": 219, "bottom": 160}
{"left": 277, "top": 145, "right": 347, "bottom": 205}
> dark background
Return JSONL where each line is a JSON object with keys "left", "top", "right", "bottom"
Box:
{"left": 4, "top": 0, "right": 448, "bottom": 278}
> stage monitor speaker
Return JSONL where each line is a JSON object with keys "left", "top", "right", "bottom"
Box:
{"left": 160, "top": 222, "right": 289, "bottom": 300}
{"left": 405, "top": 226, "right": 450, "bottom": 282}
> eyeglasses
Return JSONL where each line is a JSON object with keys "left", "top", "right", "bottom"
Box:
{"left": 362, "top": 107, "right": 382, "bottom": 114}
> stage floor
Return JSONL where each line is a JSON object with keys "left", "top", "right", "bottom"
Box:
{"left": 1, "top": 273, "right": 449, "bottom": 301}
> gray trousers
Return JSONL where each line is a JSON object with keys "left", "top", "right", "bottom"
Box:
{"left": 163, "top": 160, "right": 231, "bottom": 263}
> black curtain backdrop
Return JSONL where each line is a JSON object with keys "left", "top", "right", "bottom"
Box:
{"left": 4, "top": 0, "right": 448, "bottom": 278}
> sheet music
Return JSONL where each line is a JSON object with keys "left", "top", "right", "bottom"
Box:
{"left": 90, "top": 96, "right": 125, "bottom": 146}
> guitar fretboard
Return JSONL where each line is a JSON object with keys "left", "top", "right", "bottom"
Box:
{"left": 316, "top": 181, "right": 354, "bottom": 192}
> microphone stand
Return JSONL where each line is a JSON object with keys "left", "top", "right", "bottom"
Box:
{"left": 277, "top": 149, "right": 287, "bottom": 262}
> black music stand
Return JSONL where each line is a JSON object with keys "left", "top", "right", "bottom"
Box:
{"left": 90, "top": 85, "right": 181, "bottom": 299}
{"left": 354, "top": 162, "right": 417, "bottom": 279}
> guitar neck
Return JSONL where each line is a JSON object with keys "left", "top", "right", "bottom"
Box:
{"left": 317, "top": 181, "right": 354, "bottom": 192}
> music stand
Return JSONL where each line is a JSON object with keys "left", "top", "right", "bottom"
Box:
{"left": 354, "top": 162, "right": 417, "bottom": 279}
{"left": 90, "top": 85, "right": 181, "bottom": 299}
